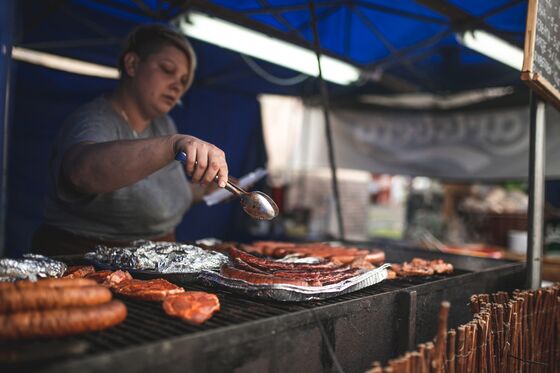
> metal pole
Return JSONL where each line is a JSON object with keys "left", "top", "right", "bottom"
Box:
{"left": 0, "top": 0, "right": 15, "bottom": 255}
{"left": 307, "top": 0, "right": 345, "bottom": 240}
{"left": 526, "top": 91, "right": 545, "bottom": 290}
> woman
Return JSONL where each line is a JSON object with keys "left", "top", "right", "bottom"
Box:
{"left": 32, "top": 24, "right": 228, "bottom": 255}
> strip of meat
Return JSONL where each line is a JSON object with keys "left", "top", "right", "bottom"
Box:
{"left": 0, "top": 285, "right": 112, "bottom": 313}
{"left": 364, "top": 250, "right": 385, "bottom": 264}
{"left": 0, "top": 277, "right": 97, "bottom": 290}
{"left": 246, "top": 241, "right": 296, "bottom": 256}
{"left": 233, "top": 258, "right": 268, "bottom": 273}
{"left": 112, "top": 278, "right": 184, "bottom": 301}
{"left": 221, "top": 265, "right": 310, "bottom": 287}
{"left": 427, "top": 259, "right": 453, "bottom": 274}
{"left": 234, "top": 257, "right": 352, "bottom": 276}
{"left": 244, "top": 242, "right": 385, "bottom": 265}
{"left": 389, "top": 258, "right": 453, "bottom": 277}
{"left": 0, "top": 300, "right": 127, "bottom": 340}
{"left": 84, "top": 270, "right": 132, "bottom": 288}
{"left": 104, "top": 270, "right": 133, "bottom": 287}
{"left": 226, "top": 246, "right": 340, "bottom": 271}
{"left": 271, "top": 267, "right": 362, "bottom": 285}
{"left": 231, "top": 257, "right": 362, "bottom": 285}
{"left": 330, "top": 255, "right": 358, "bottom": 265}
{"left": 84, "top": 270, "right": 114, "bottom": 284}
{"left": 349, "top": 256, "right": 376, "bottom": 270}
{"left": 64, "top": 265, "right": 95, "bottom": 278}
{"left": 162, "top": 292, "right": 220, "bottom": 325}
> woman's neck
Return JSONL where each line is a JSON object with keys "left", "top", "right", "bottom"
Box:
{"left": 109, "top": 86, "right": 151, "bottom": 133}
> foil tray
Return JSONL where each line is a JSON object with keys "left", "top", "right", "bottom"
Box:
{"left": 197, "top": 264, "right": 391, "bottom": 302}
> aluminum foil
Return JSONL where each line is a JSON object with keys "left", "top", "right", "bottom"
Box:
{"left": 85, "top": 240, "right": 228, "bottom": 274}
{"left": 198, "top": 263, "right": 391, "bottom": 302}
{"left": 0, "top": 254, "right": 67, "bottom": 281}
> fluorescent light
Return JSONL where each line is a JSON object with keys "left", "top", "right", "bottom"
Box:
{"left": 12, "top": 46, "right": 118, "bottom": 79}
{"left": 457, "top": 30, "right": 523, "bottom": 71}
{"left": 175, "top": 12, "right": 360, "bottom": 85}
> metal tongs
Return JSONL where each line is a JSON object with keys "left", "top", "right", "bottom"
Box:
{"left": 175, "top": 151, "right": 279, "bottom": 220}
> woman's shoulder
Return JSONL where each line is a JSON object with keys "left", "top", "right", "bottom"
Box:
{"left": 69, "top": 96, "right": 115, "bottom": 121}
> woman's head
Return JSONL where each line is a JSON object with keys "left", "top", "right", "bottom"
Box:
{"left": 118, "top": 24, "right": 197, "bottom": 117}
{"left": 118, "top": 24, "right": 197, "bottom": 89}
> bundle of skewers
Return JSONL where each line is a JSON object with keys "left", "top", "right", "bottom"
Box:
{"left": 367, "top": 283, "right": 559, "bottom": 373}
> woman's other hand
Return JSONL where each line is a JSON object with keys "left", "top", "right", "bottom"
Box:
{"left": 172, "top": 134, "right": 228, "bottom": 187}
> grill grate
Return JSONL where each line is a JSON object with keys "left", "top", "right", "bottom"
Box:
{"left": 0, "top": 268, "right": 470, "bottom": 368}
{"left": 87, "top": 271, "right": 465, "bottom": 353}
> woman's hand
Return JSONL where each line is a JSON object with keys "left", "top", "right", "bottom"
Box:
{"left": 172, "top": 135, "right": 228, "bottom": 187}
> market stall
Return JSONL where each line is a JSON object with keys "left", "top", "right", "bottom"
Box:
{"left": 0, "top": 1, "right": 555, "bottom": 373}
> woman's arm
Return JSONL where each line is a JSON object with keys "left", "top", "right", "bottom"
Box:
{"left": 63, "top": 134, "right": 228, "bottom": 194}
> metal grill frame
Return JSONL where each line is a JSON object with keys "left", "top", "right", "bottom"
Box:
{"left": 2, "top": 242, "right": 525, "bottom": 373}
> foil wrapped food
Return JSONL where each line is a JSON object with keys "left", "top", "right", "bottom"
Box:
{"left": 0, "top": 254, "right": 68, "bottom": 281}
{"left": 85, "top": 240, "right": 228, "bottom": 274}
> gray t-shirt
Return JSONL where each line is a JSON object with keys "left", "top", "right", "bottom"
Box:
{"left": 44, "top": 96, "right": 192, "bottom": 240}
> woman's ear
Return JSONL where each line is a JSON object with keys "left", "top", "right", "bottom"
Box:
{"left": 122, "top": 52, "right": 140, "bottom": 77}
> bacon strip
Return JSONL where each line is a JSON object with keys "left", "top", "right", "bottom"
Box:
{"left": 226, "top": 245, "right": 340, "bottom": 271}
{"left": 221, "top": 265, "right": 310, "bottom": 287}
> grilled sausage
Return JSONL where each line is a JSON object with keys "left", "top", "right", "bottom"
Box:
{"left": 0, "top": 285, "right": 112, "bottom": 313}
{"left": 0, "top": 277, "right": 97, "bottom": 290}
{"left": 0, "top": 300, "right": 127, "bottom": 340}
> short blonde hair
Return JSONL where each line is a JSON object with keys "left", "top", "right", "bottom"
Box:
{"left": 118, "top": 24, "right": 197, "bottom": 90}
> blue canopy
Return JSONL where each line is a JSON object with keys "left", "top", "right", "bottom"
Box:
{"left": 16, "top": 0, "right": 528, "bottom": 95}
{"left": 3, "top": 0, "right": 530, "bottom": 255}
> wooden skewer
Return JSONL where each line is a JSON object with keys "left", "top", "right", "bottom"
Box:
{"left": 457, "top": 326, "right": 466, "bottom": 373}
{"left": 432, "top": 301, "right": 450, "bottom": 373}
{"left": 447, "top": 329, "right": 456, "bottom": 373}
{"left": 367, "top": 284, "right": 559, "bottom": 373}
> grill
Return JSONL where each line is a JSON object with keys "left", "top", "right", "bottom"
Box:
{"left": 1, "top": 242, "right": 525, "bottom": 373}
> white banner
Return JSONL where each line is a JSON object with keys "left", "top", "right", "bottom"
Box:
{"left": 331, "top": 106, "right": 560, "bottom": 180}
{"left": 260, "top": 95, "right": 560, "bottom": 180}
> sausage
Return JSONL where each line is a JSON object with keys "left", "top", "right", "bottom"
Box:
{"left": 221, "top": 265, "right": 310, "bottom": 287}
{"left": 0, "top": 285, "right": 112, "bottom": 313}
{"left": 0, "top": 277, "right": 97, "bottom": 290}
{"left": 0, "top": 300, "right": 127, "bottom": 340}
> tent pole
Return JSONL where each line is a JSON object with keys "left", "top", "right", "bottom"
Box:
{"left": 527, "top": 90, "right": 545, "bottom": 290}
{"left": 0, "top": 0, "right": 15, "bottom": 255}
{"left": 307, "top": 0, "right": 345, "bottom": 240}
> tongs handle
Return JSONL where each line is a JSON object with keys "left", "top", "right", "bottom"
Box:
{"left": 174, "top": 151, "right": 243, "bottom": 197}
